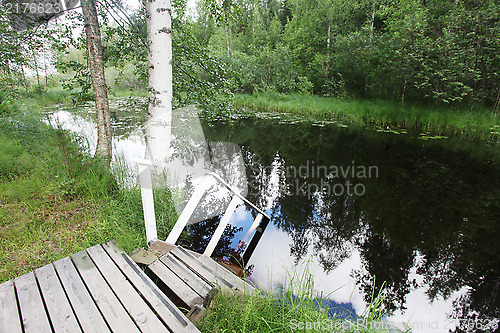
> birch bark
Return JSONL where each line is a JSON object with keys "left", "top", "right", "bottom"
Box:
{"left": 81, "top": 0, "right": 112, "bottom": 160}
{"left": 146, "top": 0, "right": 173, "bottom": 163}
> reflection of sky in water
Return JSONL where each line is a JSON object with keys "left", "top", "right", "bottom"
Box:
{"left": 248, "top": 222, "right": 465, "bottom": 332}
{"left": 243, "top": 151, "right": 465, "bottom": 333}
{"left": 45, "top": 106, "right": 146, "bottom": 187}
{"left": 44, "top": 100, "right": 477, "bottom": 333}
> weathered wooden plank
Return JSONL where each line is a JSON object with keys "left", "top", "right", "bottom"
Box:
{"left": 14, "top": 272, "right": 52, "bottom": 333}
{"left": 35, "top": 264, "right": 82, "bottom": 333}
{"left": 86, "top": 245, "right": 168, "bottom": 333}
{"left": 53, "top": 257, "right": 111, "bottom": 333}
{"left": 149, "top": 259, "right": 203, "bottom": 308}
{"left": 103, "top": 241, "right": 200, "bottom": 333}
{"left": 169, "top": 247, "right": 233, "bottom": 291}
{"left": 197, "top": 256, "right": 255, "bottom": 293}
{"left": 0, "top": 280, "right": 22, "bottom": 333}
{"left": 71, "top": 250, "right": 140, "bottom": 333}
{"left": 161, "top": 254, "right": 212, "bottom": 299}
{"left": 184, "top": 247, "right": 255, "bottom": 291}
{"left": 186, "top": 246, "right": 253, "bottom": 291}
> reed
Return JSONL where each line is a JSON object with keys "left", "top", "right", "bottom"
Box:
{"left": 234, "top": 93, "right": 500, "bottom": 142}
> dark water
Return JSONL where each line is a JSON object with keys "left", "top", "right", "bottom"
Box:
{"left": 48, "top": 100, "right": 500, "bottom": 332}
{"left": 196, "top": 113, "right": 500, "bottom": 333}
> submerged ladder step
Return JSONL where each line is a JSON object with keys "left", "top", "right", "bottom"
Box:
{"left": 146, "top": 241, "right": 256, "bottom": 312}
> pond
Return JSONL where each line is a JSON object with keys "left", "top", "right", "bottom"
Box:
{"left": 46, "top": 97, "right": 500, "bottom": 333}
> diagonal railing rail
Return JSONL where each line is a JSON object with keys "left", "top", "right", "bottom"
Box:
{"left": 137, "top": 160, "right": 270, "bottom": 260}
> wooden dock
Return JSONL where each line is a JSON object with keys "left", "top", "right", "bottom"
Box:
{"left": 145, "top": 241, "right": 254, "bottom": 310}
{"left": 0, "top": 240, "right": 254, "bottom": 333}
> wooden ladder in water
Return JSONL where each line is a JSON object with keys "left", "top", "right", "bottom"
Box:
{"left": 132, "top": 240, "right": 255, "bottom": 318}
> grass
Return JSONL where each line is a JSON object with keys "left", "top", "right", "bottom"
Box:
{"left": 0, "top": 108, "right": 177, "bottom": 283}
{"left": 109, "top": 87, "right": 148, "bottom": 98}
{"left": 20, "top": 87, "right": 74, "bottom": 112}
{"left": 234, "top": 93, "right": 500, "bottom": 142}
{"left": 19, "top": 86, "right": 147, "bottom": 113}
{"left": 198, "top": 262, "right": 402, "bottom": 332}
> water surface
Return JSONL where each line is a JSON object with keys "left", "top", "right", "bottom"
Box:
{"left": 46, "top": 98, "right": 500, "bottom": 332}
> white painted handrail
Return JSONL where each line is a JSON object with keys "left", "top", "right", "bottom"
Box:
{"left": 165, "top": 174, "right": 212, "bottom": 245}
{"left": 137, "top": 159, "right": 270, "bottom": 254}
{"left": 137, "top": 160, "right": 158, "bottom": 242}
{"left": 202, "top": 196, "right": 241, "bottom": 257}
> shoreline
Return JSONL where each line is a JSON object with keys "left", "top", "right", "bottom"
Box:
{"left": 233, "top": 93, "right": 500, "bottom": 142}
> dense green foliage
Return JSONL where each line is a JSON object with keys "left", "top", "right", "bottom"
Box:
{"left": 0, "top": 7, "right": 73, "bottom": 95}
{"left": 195, "top": 0, "right": 500, "bottom": 110}
{"left": 2, "top": 0, "right": 499, "bottom": 114}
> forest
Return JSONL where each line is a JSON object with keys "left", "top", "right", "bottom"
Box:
{"left": 1, "top": 0, "right": 499, "bottom": 113}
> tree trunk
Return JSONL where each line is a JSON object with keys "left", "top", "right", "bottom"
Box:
{"left": 369, "top": 1, "right": 375, "bottom": 43}
{"left": 21, "top": 66, "right": 29, "bottom": 93}
{"left": 325, "top": 21, "right": 331, "bottom": 85}
{"left": 146, "top": 0, "right": 173, "bottom": 163}
{"left": 32, "top": 50, "right": 41, "bottom": 91}
{"left": 81, "top": 0, "right": 112, "bottom": 161}
{"left": 364, "top": 1, "right": 376, "bottom": 96}
{"left": 4, "top": 63, "right": 14, "bottom": 91}
{"left": 494, "top": 89, "right": 500, "bottom": 117}
{"left": 44, "top": 46, "right": 48, "bottom": 88}
{"left": 225, "top": 21, "right": 230, "bottom": 57}
{"left": 401, "top": 78, "right": 407, "bottom": 104}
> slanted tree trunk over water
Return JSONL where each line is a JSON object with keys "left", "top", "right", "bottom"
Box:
{"left": 81, "top": 0, "right": 112, "bottom": 161}
{"left": 146, "top": 0, "right": 173, "bottom": 162}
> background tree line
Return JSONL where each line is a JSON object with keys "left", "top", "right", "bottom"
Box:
{"left": 194, "top": 0, "right": 500, "bottom": 109}
{"left": 1, "top": 0, "right": 499, "bottom": 112}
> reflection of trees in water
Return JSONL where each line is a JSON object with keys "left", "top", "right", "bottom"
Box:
{"left": 109, "top": 97, "right": 148, "bottom": 138}
{"left": 202, "top": 116, "right": 500, "bottom": 324}
{"left": 353, "top": 232, "right": 415, "bottom": 315}
{"left": 450, "top": 293, "right": 499, "bottom": 333}
{"left": 178, "top": 214, "right": 243, "bottom": 259}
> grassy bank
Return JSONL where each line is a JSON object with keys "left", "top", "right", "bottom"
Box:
{"left": 234, "top": 93, "right": 500, "bottom": 141}
{"left": 19, "top": 86, "right": 149, "bottom": 112}
{"left": 0, "top": 107, "right": 176, "bottom": 283}
{"left": 198, "top": 267, "right": 397, "bottom": 333}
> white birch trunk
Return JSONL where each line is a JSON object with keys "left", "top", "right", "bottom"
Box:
{"left": 146, "top": 0, "right": 173, "bottom": 163}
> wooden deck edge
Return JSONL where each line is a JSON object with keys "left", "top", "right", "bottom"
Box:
{"left": 0, "top": 241, "right": 203, "bottom": 333}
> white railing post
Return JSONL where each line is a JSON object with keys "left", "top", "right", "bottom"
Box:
{"left": 165, "top": 174, "right": 212, "bottom": 245}
{"left": 203, "top": 196, "right": 241, "bottom": 257}
{"left": 137, "top": 160, "right": 158, "bottom": 243}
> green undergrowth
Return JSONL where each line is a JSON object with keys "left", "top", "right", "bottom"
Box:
{"left": 19, "top": 86, "right": 148, "bottom": 113}
{"left": 20, "top": 88, "right": 73, "bottom": 112}
{"left": 234, "top": 93, "right": 500, "bottom": 142}
{"left": 198, "top": 263, "right": 402, "bottom": 333}
{"left": 0, "top": 108, "right": 176, "bottom": 283}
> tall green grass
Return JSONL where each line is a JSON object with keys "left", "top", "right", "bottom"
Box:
{"left": 234, "top": 93, "right": 500, "bottom": 142}
{"left": 0, "top": 109, "right": 177, "bottom": 283}
{"left": 20, "top": 87, "right": 74, "bottom": 111}
{"left": 199, "top": 263, "right": 402, "bottom": 332}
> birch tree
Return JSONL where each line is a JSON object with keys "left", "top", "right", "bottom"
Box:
{"left": 80, "top": 0, "right": 112, "bottom": 160}
{"left": 146, "top": 0, "right": 172, "bottom": 163}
